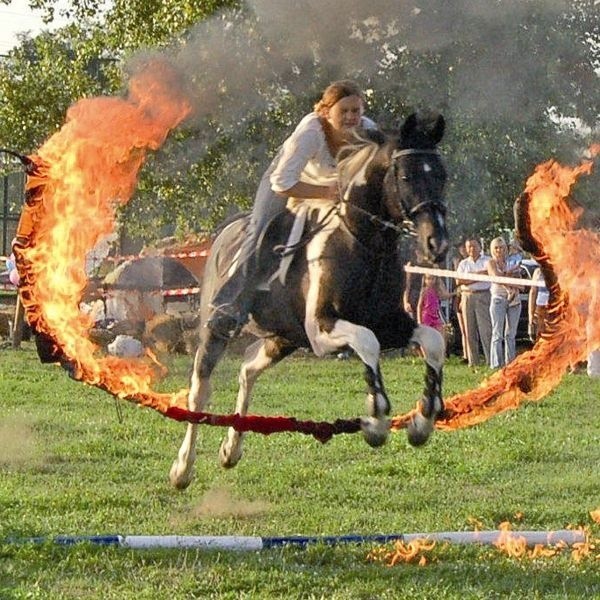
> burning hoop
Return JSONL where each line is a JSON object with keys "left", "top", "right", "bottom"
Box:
{"left": 9, "top": 56, "right": 600, "bottom": 438}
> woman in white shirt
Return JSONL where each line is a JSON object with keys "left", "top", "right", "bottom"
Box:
{"left": 487, "top": 236, "right": 522, "bottom": 368}
{"left": 207, "top": 80, "right": 376, "bottom": 337}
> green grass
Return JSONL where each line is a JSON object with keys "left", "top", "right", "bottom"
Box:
{"left": 1, "top": 343, "right": 599, "bottom": 599}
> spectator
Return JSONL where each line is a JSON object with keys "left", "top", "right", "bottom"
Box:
{"left": 417, "top": 271, "right": 456, "bottom": 354}
{"left": 487, "top": 236, "right": 522, "bottom": 369}
{"left": 5, "top": 243, "right": 20, "bottom": 287}
{"left": 417, "top": 272, "right": 455, "bottom": 334}
{"left": 528, "top": 267, "right": 549, "bottom": 341}
{"left": 451, "top": 241, "right": 468, "bottom": 270}
{"left": 506, "top": 238, "right": 524, "bottom": 271}
{"left": 587, "top": 350, "right": 600, "bottom": 377}
{"left": 451, "top": 241, "right": 469, "bottom": 361}
{"left": 456, "top": 238, "right": 492, "bottom": 367}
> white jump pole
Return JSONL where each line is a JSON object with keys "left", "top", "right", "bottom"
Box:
{"left": 13, "top": 529, "right": 586, "bottom": 550}
{"left": 405, "top": 264, "right": 544, "bottom": 288}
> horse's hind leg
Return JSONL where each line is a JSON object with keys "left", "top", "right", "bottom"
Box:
{"left": 169, "top": 331, "right": 228, "bottom": 490}
{"left": 219, "top": 337, "right": 295, "bottom": 469}
{"left": 406, "top": 325, "right": 445, "bottom": 446}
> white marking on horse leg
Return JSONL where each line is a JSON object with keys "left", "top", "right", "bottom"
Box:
{"left": 406, "top": 325, "right": 445, "bottom": 446}
{"left": 169, "top": 347, "right": 213, "bottom": 490}
{"left": 312, "top": 318, "right": 391, "bottom": 447}
{"left": 219, "top": 340, "right": 278, "bottom": 469}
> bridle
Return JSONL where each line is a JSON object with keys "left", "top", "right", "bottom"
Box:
{"left": 338, "top": 147, "right": 445, "bottom": 238}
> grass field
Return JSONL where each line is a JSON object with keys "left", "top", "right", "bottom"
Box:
{"left": 1, "top": 342, "right": 599, "bottom": 599}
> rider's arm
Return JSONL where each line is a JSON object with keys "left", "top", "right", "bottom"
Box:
{"left": 275, "top": 181, "right": 338, "bottom": 201}
{"left": 270, "top": 114, "right": 337, "bottom": 201}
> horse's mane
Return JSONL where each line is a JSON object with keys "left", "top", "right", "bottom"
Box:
{"left": 336, "top": 135, "right": 381, "bottom": 193}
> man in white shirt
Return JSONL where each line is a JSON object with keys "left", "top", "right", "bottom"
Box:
{"left": 456, "top": 238, "right": 492, "bottom": 367}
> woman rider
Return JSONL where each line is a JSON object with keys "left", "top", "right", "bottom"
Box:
{"left": 207, "top": 80, "right": 377, "bottom": 337}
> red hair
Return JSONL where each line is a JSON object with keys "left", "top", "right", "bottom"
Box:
{"left": 314, "top": 80, "right": 365, "bottom": 116}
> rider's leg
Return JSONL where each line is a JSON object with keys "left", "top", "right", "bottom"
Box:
{"left": 207, "top": 169, "right": 285, "bottom": 337}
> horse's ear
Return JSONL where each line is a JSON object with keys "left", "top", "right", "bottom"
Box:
{"left": 400, "top": 113, "right": 419, "bottom": 138}
{"left": 429, "top": 114, "right": 445, "bottom": 144}
{"left": 401, "top": 112, "right": 445, "bottom": 145}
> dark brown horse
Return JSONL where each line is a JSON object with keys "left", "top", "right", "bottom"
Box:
{"left": 170, "top": 113, "right": 449, "bottom": 489}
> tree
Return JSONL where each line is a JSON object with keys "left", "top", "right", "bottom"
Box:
{"left": 1, "top": 0, "right": 598, "bottom": 244}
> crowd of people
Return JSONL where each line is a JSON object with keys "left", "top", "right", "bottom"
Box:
{"left": 411, "top": 236, "right": 534, "bottom": 370}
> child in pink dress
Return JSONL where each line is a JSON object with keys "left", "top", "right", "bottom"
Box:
{"left": 417, "top": 273, "right": 453, "bottom": 332}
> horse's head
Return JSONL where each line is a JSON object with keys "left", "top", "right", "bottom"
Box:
{"left": 381, "top": 113, "right": 448, "bottom": 264}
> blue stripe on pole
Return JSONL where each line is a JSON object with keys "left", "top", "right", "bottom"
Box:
{"left": 11, "top": 535, "right": 123, "bottom": 546}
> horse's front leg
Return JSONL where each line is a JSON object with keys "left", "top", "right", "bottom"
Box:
{"left": 406, "top": 324, "right": 445, "bottom": 446}
{"left": 311, "top": 318, "right": 391, "bottom": 447}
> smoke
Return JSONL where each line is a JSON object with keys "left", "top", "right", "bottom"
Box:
{"left": 121, "top": 0, "right": 595, "bottom": 225}
{"left": 125, "top": 0, "right": 577, "bottom": 127}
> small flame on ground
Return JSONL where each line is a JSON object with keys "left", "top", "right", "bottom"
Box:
{"left": 367, "top": 538, "right": 435, "bottom": 566}
{"left": 369, "top": 523, "right": 599, "bottom": 566}
{"left": 494, "top": 522, "right": 559, "bottom": 559}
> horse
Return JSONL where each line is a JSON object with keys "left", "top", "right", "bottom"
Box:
{"left": 170, "top": 112, "right": 449, "bottom": 490}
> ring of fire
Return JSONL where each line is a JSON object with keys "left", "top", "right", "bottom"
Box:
{"left": 10, "top": 58, "right": 600, "bottom": 437}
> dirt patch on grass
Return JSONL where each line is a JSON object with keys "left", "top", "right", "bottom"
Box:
{"left": 0, "top": 416, "right": 41, "bottom": 467}
{"left": 171, "top": 485, "right": 270, "bottom": 526}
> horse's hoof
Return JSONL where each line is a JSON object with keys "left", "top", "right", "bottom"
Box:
{"left": 406, "top": 413, "right": 434, "bottom": 447}
{"left": 360, "top": 417, "right": 391, "bottom": 448}
{"left": 219, "top": 438, "right": 243, "bottom": 469}
{"left": 169, "top": 460, "right": 193, "bottom": 490}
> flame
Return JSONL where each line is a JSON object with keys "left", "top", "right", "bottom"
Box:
{"left": 14, "top": 57, "right": 192, "bottom": 413}
{"left": 494, "top": 522, "right": 559, "bottom": 559}
{"left": 367, "top": 538, "right": 436, "bottom": 566}
{"left": 393, "top": 144, "right": 599, "bottom": 431}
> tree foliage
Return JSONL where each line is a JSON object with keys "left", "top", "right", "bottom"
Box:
{"left": 0, "top": 0, "right": 597, "bottom": 245}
